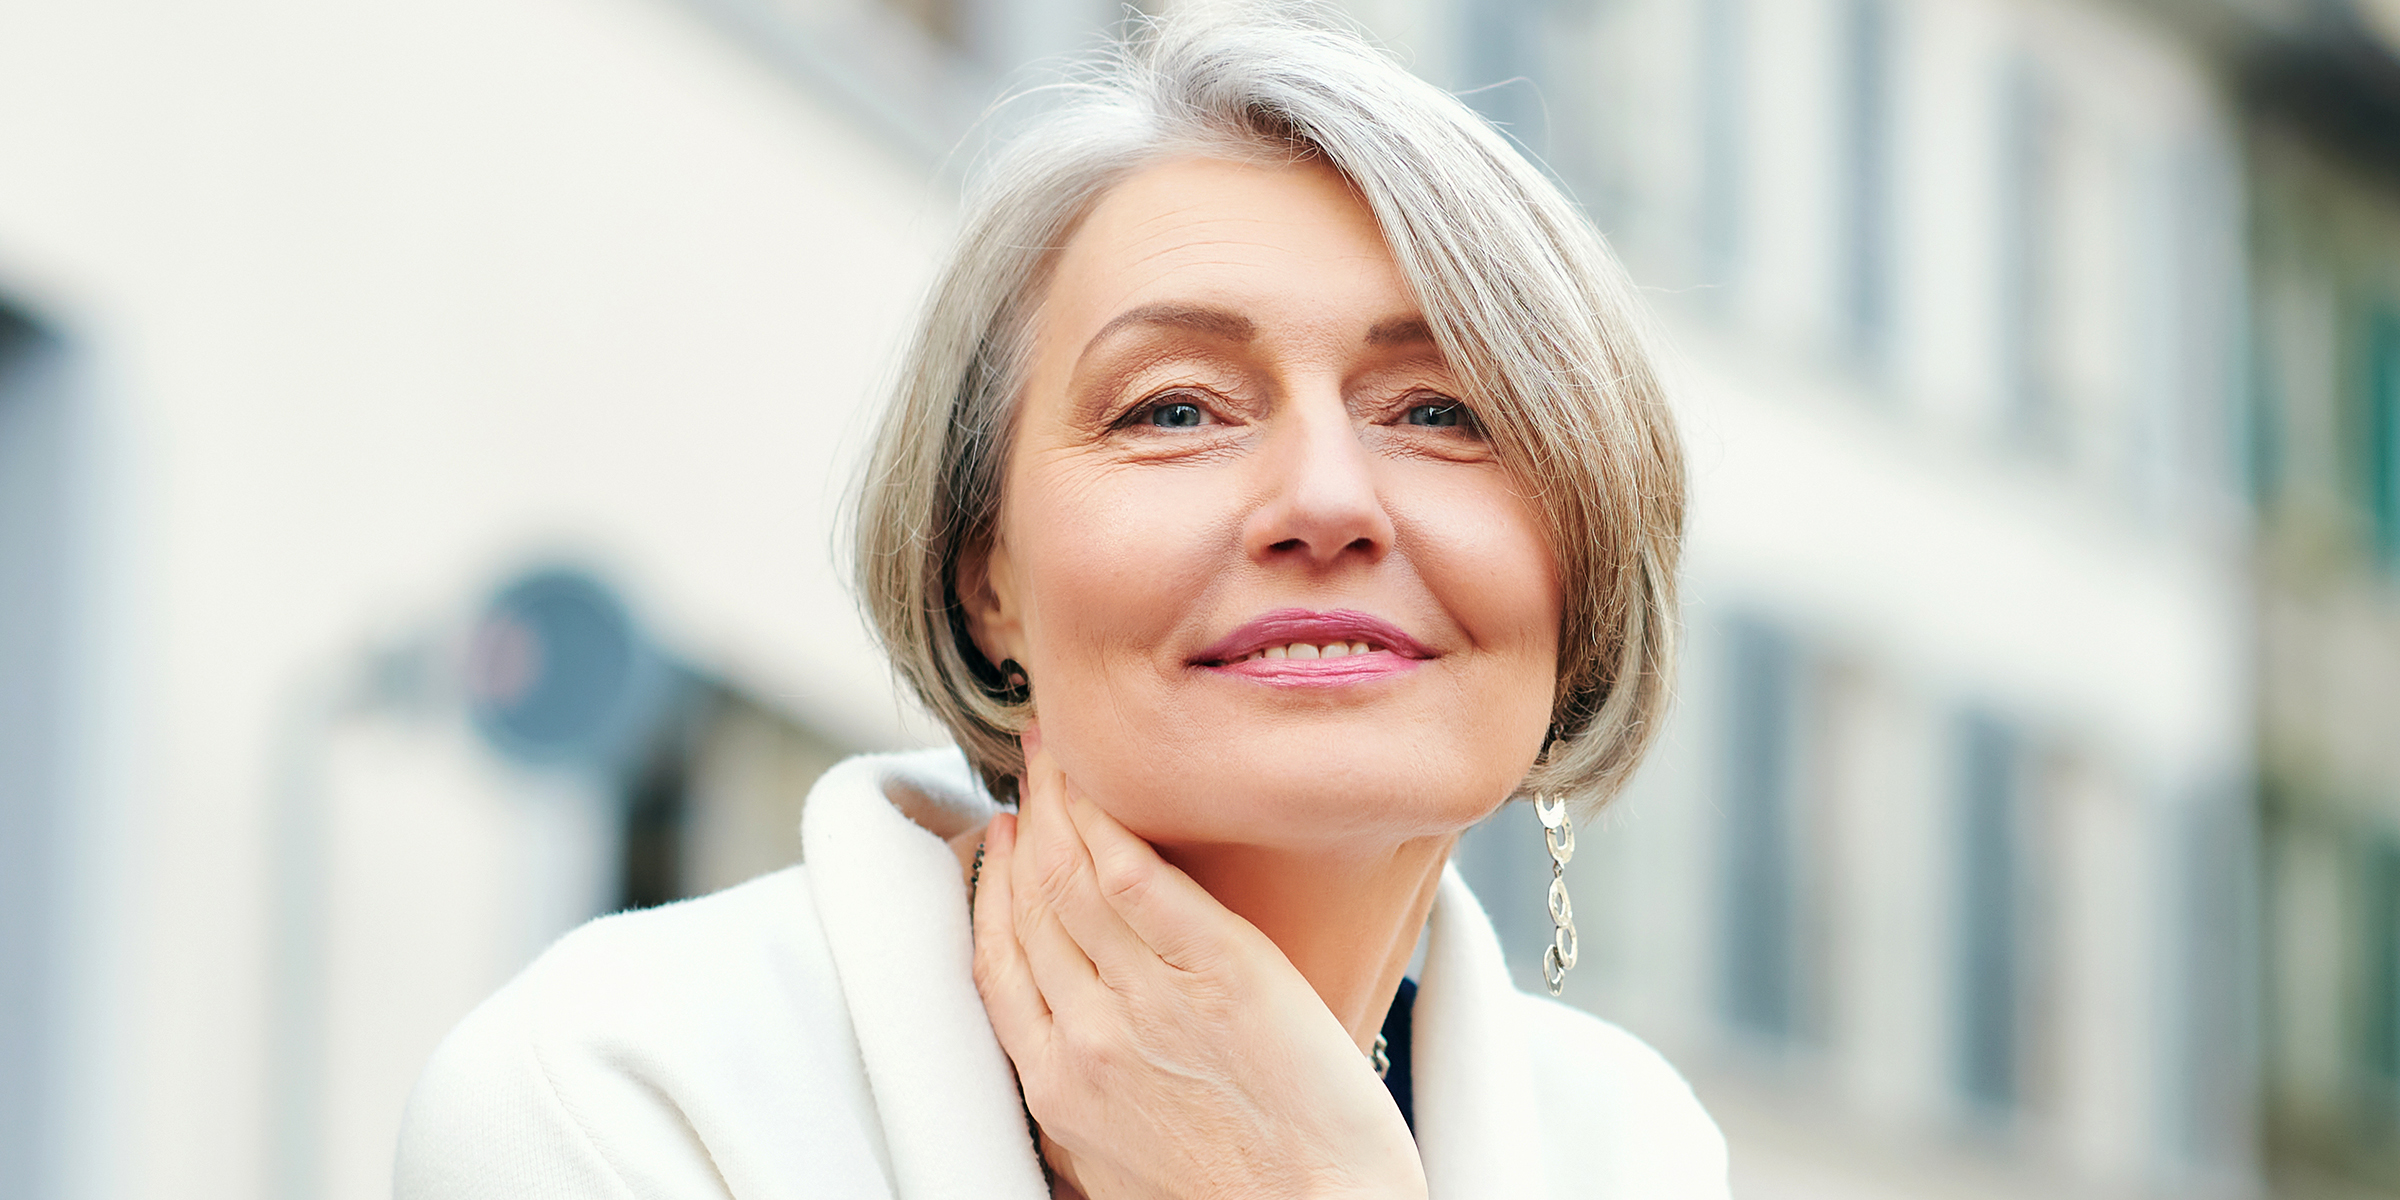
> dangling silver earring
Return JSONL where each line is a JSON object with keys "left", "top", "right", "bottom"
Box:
{"left": 1534, "top": 792, "right": 1577, "bottom": 997}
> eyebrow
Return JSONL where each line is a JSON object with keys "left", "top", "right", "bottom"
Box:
{"left": 1076, "top": 304, "right": 1440, "bottom": 371}
{"left": 1079, "top": 303, "right": 1257, "bottom": 368}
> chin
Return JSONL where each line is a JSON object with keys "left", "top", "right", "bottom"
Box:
{"left": 1061, "top": 726, "right": 1534, "bottom": 854}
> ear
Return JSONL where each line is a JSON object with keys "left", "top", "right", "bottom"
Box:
{"left": 957, "top": 535, "right": 1029, "bottom": 672}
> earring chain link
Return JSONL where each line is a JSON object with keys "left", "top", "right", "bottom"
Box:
{"left": 1533, "top": 792, "right": 1577, "bottom": 996}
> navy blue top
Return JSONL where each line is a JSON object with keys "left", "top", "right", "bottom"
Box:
{"left": 1379, "top": 977, "right": 1417, "bottom": 1135}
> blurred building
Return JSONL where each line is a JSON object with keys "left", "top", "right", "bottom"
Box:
{"left": 11, "top": 0, "right": 2400, "bottom": 1199}
{"left": 2223, "top": 4, "right": 2400, "bottom": 1197}
{"left": 1415, "top": 1, "right": 2259, "bottom": 1198}
{"left": 0, "top": 2, "right": 960, "bottom": 1197}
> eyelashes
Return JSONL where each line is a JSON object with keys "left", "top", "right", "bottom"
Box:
{"left": 1110, "top": 387, "right": 1484, "bottom": 437}
{"left": 1114, "top": 389, "right": 1219, "bottom": 430}
{"left": 1402, "top": 400, "right": 1479, "bottom": 432}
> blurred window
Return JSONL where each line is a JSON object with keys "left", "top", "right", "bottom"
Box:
{"left": 885, "top": 0, "right": 964, "bottom": 46}
{"left": 1458, "top": 0, "right": 1549, "bottom": 158}
{"left": 2249, "top": 323, "right": 2285, "bottom": 512}
{"left": 2174, "top": 144, "right": 2244, "bottom": 514}
{"left": 2160, "top": 791, "right": 2251, "bottom": 1170}
{"left": 884, "top": 0, "right": 1127, "bottom": 90}
{"left": 1722, "top": 617, "right": 1804, "bottom": 1042}
{"left": 0, "top": 299, "right": 65, "bottom": 1198}
{"left": 1838, "top": 0, "right": 1894, "bottom": 366}
{"left": 1998, "top": 55, "right": 2060, "bottom": 452}
{"left": 1696, "top": 0, "right": 1746, "bottom": 301}
{"left": 2129, "top": 150, "right": 2187, "bottom": 514}
{"left": 1955, "top": 709, "right": 2024, "bottom": 1111}
{"left": 2362, "top": 837, "right": 2400, "bottom": 1097}
{"left": 2367, "top": 308, "right": 2400, "bottom": 566}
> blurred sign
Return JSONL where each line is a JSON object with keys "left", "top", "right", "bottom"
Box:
{"left": 466, "top": 566, "right": 679, "bottom": 774}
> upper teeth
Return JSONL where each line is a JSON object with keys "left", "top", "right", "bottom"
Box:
{"left": 1243, "top": 641, "right": 1378, "bottom": 662}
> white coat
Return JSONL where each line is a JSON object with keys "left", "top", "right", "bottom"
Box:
{"left": 393, "top": 748, "right": 1730, "bottom": 1199}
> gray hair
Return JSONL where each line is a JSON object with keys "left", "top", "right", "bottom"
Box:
{"left": 852, "top": 1, "right": 1684, "bottom": 814}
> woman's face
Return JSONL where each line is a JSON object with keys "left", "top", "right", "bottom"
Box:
{"left": 965, "top": 155, "right": 1562, "bottom": 855}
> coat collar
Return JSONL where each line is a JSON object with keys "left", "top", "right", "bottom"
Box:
{"left": 1415, "top": 862, "right": 1551, "bottom": 1196}
{"left": 801, "top": 747, "right": 1551, "bottom": 1200}
{"left": 800, "top": 749, "right": 1050, "bottom": 1200}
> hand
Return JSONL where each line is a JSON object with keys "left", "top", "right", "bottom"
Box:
{"left": 971, "top": 726, "right": 1427, "bottom": 1200}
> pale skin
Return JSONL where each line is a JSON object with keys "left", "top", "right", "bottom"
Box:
{"left": 948, "top": 154, "right": 1564, "bottom": 1199}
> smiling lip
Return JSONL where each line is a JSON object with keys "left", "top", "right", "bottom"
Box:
{"left": 1192, "top": 608, "right": 1434, "bottom": 672}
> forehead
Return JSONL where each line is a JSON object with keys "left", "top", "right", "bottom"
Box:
{"left": 1038, "top": 155, "right": 1417, "bottom": 350}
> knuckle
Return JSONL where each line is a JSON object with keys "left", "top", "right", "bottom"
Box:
{"left": 1092, "top": 849, "right": 1150, "bottom": 906}
{"left": 1054, "top": 1014, "right": 1115, "bottom": 1073}
{"left": 1034, "top": 849, "right": 1082, "bottom": 903}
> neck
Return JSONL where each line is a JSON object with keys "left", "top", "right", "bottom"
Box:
{"left": 1157, "top": 834, "right": 1455, "bottom": 1054}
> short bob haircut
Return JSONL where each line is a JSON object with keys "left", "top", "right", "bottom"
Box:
{"left": 854, "top": 1, "right": 1683, "bottom": 815}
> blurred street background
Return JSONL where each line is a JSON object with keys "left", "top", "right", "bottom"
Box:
{"left": 3, "top": 0, "right": 2398, "bottom": 1196}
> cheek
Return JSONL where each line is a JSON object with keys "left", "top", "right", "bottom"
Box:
{"left": 1002, "top": 467, "right": 1248, "bottom": 831}
{"left": 1413, "top": 481, "right": 1563, "bottom": 800}
{"left": 1005, "top": 463, "right": 1234, "bottom": 676}
{"left": 1400, "top": 471, "right": 1563, "bottom": 670}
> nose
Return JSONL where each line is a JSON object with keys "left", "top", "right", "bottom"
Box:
{"left": 1241, "top": 392, "right": 1395, "bottom": 569}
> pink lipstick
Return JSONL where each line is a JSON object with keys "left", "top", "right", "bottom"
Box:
{"left": 1192, "top": 608, "right": 1431, "bottom": 686}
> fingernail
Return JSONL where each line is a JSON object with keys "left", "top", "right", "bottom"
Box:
{"left": 1022, "top": 722, "right": 1044, "bottom": 756}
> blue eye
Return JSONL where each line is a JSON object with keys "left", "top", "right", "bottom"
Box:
{"left": 1405, "top": 401, "right": 1468, "bottom": 428}
{"left": 1149, "top": 401, "right": 1206, "bottom": 428}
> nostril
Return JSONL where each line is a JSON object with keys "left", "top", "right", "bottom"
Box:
{"left": 1270, "top": 538, "right": 1305, "bottom": 553}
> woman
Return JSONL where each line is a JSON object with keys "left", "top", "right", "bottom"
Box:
{"left": 395, "top": 6, "right": 1723, "bottom": 1197}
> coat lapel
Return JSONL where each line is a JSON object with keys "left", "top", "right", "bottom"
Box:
{"left": 801, "top": 750, "right": 1051, "bottom": 1200}
{"left": 1413, "top": 865, "right": 1552, "bottom": 1198}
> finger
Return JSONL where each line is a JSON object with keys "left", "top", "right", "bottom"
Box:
{"left": 1060, "top": 784, "right": 1254, "bottom": 972}
{"left": 1018, "top": 732, "right": 1156, "bottom": 986}
{"left": 971, "top": 813, "right": 1053, "bottom": 1052}
{"left": 1010, "top": 759, "right": 1109, "bottom": 1009}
